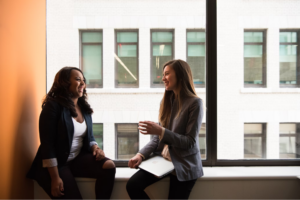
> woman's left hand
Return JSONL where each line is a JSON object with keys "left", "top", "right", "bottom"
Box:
{"left": 92, "top": 145, "right": 105, "bottom": 161}
{"left": 138, "top": 121, "right": 162, "bottom": 136}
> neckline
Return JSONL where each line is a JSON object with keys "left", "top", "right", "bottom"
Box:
{"left": 72, "top": 117, "right": 85, "bottom": 124}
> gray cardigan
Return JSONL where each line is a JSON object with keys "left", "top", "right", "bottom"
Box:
{"left": 139, "top": 94, "right": 204, "bottom": 181}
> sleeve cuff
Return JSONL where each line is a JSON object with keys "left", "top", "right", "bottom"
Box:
{"left": 43, "top": 158, "right": 58, "bottom": 168}
{"left": 90, "top": 141, "right": 98, "bottom": 149}
{"left": 137, "top": 153, "right": 145, "bottom": 160}
{"left": 159, "top": 127, "right": 165, "bottom": 141}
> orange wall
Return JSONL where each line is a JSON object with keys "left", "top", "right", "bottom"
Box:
{"left": 0, "top": 0, "right": 46, "bottom": 198}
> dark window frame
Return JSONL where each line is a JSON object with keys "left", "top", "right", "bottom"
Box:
{"left": 279, "top": 29, "right": 300, "bottom": 88}
{"left": 79, "top": 30, "right": 103, "bottom": 88}
{"left": 114, "top": 29, "right": 139, "bottom": 88}
{"left": 243, "top": 123, "right": 267, "bottom": 159}
{"left": 93, "top": 123, "right": 104, "bottom": 150}
{"left": 243, "top": 30, "right": 267, "bottom": 88}
{"left": 150, "top": 29, "right": 175, "bottom": 88}
{"left": 115, "top": 123, "right": 139, "bottom": 165}
{"left": 186, "top": 29, "right": 206, "bottom": 88}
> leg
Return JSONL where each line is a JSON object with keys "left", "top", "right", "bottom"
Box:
{"left": 168, "top": 174, "right": 197, "bottom": 200}
{"left": 34, "top": 165, "right": 82, "bottom": 199}
{"left": 70, "top": 152, "right": 116, "bottom": 200}
{"left": 126, "top": 169, "right": 168, "bottom": 200}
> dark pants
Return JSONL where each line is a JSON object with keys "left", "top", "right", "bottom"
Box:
{"left": 35, "top": 152, "right": 116, "bottom": 199}
{"left": 126, "top": 169, "right": 197, "bottom": 200}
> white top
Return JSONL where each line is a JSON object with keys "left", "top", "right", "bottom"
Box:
{"left": 67, "top": 118, "right": 87, "bottom": 161}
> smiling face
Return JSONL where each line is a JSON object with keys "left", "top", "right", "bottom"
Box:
{"left": 68, "top": 69, "right": 85, "bottom": 99}
{"left": 162, "top": 65, "right": 178, "bottom": 91}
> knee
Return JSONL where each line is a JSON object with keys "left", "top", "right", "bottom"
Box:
{"left": 126, "top": 178, "right": 141, "bottom": 193}
{"left": 102, "top": 160, "right": 115, "bottom": 169}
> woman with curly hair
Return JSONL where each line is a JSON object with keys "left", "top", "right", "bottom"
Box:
{"left": 27, "top": 67, "right": 115, "bottom": 199}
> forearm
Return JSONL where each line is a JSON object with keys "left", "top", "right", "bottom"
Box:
{"left": 47, "top": 166, "right": 60, "bottom": 180}
{"left": 161, "top": 129, "right": 197, "bottom": 149}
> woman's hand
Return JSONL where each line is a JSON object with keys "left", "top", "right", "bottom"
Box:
{"left": 138, "top": 121, "right": 162, "bottom": 136}
{"left": 92, "top": 145, "right": 105, "bottom": 161}
{"left": 51, "top": 177, "right": 64, "bottom": 197}
{"left": 128, "top": 154, "right": 143, "bottom": 169}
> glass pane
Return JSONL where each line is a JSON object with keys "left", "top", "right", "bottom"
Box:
{"left": 187, "top": 45, "right": 205, "bottom": 85}
{"left": 187, "top": 32, "right": 205, "bottom": 42}
{"left": 199, "top": 123, "right": 206, "bottom": 159}
{"left": 82, "top": 32, "right": 102, "bottom": 43}
{"left": 244, "top": 45, "right": 263, "bottom": 84}
{"left": 152, "top": 44, "right": 172, "bottom": 85}
{"left": 244, "top": 32, "right": 263, "bottom": 43}
{"left": 82, "top": 45, "right": 102, "bottom": 87}
{"left": 118, "top": 45, "right": 137, "bottom": 57}
{"left": 117, "top": 32, "right": 138, "bottom": 43}
{"left": 244, "top": 124, "right": 262, "bottom": 134}
{"left": 153, "top": 45, "right": 172, "bottom": 56}
{"left": 93, "top": 124, "right": 103, "bottom": 150}
{"left": 244, "top": 137, "right": 262, "bottom": 158}
{"left": 117, "top": 137, "right": 139, "bottom": 160}
{"left": 95, "top": 138, "right": 103, "bottom": 150}
{"left": 280, "top": 124, "right": 296, "bottom": 134}
{"left": 280, "top": 45, "right": 297, "bottom": 85}
{"left": 280, "top": 32, "right": 297, "bottom": 43}
{"left": 152, "top": 32, "right": 173, "bottom": 42}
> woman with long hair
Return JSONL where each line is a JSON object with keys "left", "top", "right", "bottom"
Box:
{"left": 126, "top": 60, "right": 204, "bottom": 200}
{"left": 27, "top": 67, "right": 115, "bottom": 199}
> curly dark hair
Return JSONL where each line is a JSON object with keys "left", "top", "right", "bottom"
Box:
{"left": 42, "top": 66, "right": 93, "bottom": 116}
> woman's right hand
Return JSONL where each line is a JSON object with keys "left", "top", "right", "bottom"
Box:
{"left": 128, "top": 154, "right": 143, "bottom": 168}
{"left": 51, "top": 177, "right": 64, "bottom": 197}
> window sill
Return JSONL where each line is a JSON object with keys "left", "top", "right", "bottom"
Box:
{"left": 74, "top": 166, "right": 300, "bottom": 182}
{"left": 86, "top": 88, "right": 206, "bottom": 94}
{"left": 240, "top": 88, "right": 300, "bottom": 94}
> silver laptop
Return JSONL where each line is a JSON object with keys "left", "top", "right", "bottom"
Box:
{"left": 139, "top": 156, "right": 174, "bottom": 178}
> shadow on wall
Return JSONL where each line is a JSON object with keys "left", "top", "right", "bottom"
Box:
{"left": 9, "top": 84, "right": 39, "bottom": 198}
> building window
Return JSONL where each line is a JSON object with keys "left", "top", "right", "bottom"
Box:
{"left": 115, "top": 30, "right": 139, "bottom": 88}
{"left": 244, "top": 31, "right": 266, "bottom": 87}
{"left": 199, "top": 123, "right": 206, "bottom": 160}
{"left": 280, "top": 123, "right": 300, "bottom": 159}
{"left": 187, "top": 30, "right": 206, "bottom": 87}
{"left": 244, "top": 123, "right": 266, "bottom": 159}
{"left": 151, "top": 30, "right": 174, "bottom": 87}
{"left": 80, "top": 31, "right": 103, "bottom": 88}
{"left": 93, "top": 123, "right": 103, "bottom": 150}
{"left": 115, "top": 124, "right": 139, "bottom": 160}
{"left": 279, "top": 30, "right": 300, "bottom": 87}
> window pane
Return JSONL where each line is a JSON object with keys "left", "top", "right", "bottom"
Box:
{"left": 244, "top": 45, "right": 263, "bottom": 84}
{"left": 199, "top": 123, "right": 206, "bottom": 160}
{"left": 116, "top": 124, "right": 139, "bottom": 160}
{"left": 82, "top": 32, "right": 102, "bottom": 43}
{"left": 187, "top": 45, "right": 205, "bottom": 85}
{"left": 93, "top": 124, "right": 103, "bottom": 150}
{"left": 280, "top": 45, "right": 297, "bottom": 85}
{"left": 82, "top": 45, "right": 102, "bottom": 87}
{"left": 279, "top": 124, "right": 298, "bottom": 159}
{"left": 244, "top": 137, "right": 262, "bottom": 158}
{"left": 187, "top": 32, "right": 205, "bottom": 42}
{"left": 117, "top": 32, "right": 138, "bottom": 43}
{"left": 152, "top": 32, "right": 173, "bottom": 42}
{"left": 244, "top": 124, "right": 262, "bottom": 134}
{"left": 244, "top": 32, "right": 263, "bottom": 43}
{"left": 280, "top": 32, "right": 297, "bottom": 43}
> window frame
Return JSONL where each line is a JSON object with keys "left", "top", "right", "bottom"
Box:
{"left": 114, "top": 29, "right": 139, "bottom": 88}
{"left": 186, "top": 29, "right": 206, "bottom": 88}
{"left": 243, "top": 29, "right": 267, "bottom": 88}
{"left": 279, "top": 29, "right": 300, "bottom": 88}
{"left": 79, "top": 30, "right": 103, "bottom": 88}
{"left": 115, "top": 123, "right": 140, "bottom": 162}
{"left": 150, "top": 29, "right": 175, "bottom": 88}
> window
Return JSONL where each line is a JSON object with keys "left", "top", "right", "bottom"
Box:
{"left": 280, "top": 123, "right": 300, "bottom": 159}
{"left": 80, "top": 31, "right": 103, "bottom": 88}
{"left": 244, "top": 31, "right": 266, "bottom": 87}
{"left": 187, "top": 30, "right": 206, "bottom": 87}
{"left": 199, "top": 123, "right": 206, "bottom": 159}
{"left": 279, "top": 30, "right": 300, "bottom": 87}
{"left": 115, "top": 124, "right": 139, "bottom": 160}
{"left": 244, "top": 124, "right": 266, "bottom": 159}
{"left": 115, "top": 30, "right": 139, "bottom": 87}
{"left": 93, "top": 123, "right": 103, "bottom": 150}
{"left": 151, "top": 30, "right": 174, "bottom": 87}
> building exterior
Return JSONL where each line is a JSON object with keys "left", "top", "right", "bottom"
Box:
{"left": 47, "top": 0, "right": 300, "bottom": 161}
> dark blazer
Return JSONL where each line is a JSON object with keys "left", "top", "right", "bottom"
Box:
{"left": 27, "top": 99, "right": 96, "bottom": 179}
{"left": 139, "top": 95, "right": 204, "bottom": 181}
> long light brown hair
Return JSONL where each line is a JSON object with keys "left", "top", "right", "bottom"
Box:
{"left": 159, "top": 59, "right": 199, "bottom": 128}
